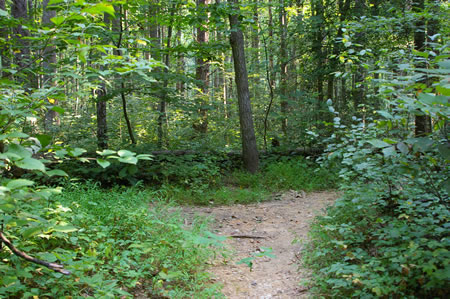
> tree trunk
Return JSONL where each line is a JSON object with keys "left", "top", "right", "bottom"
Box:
{"left": 268, "top": 0, "right": 275, "bottom": 90}
{"left": 114, "top": 5, "right": 136, "bottom": 145}
{"left": 42, "top": 0, "right": 59, "bottom": 132}
{"left": 413, "top": 0, "right": 429, "bottom": 136}
{"left": 0, "top": 0, "right": 9, "bottom": 76}
{"left": 279, "top": 0, "right": 288, "bottom": 136}
{"left": 158, "top": 4, "right": 176, "bottom": 148}
{"left": 96, "top": 13, "right": 110, "bottom": 149}
{"left": 311, "top": 0, "right": 324, "bottom": 112}
{"left": 194, "top": 0, "right": 210, "bottom": 134}
{"left": 11, "top": 0, "right": 30, "bottom": 73}
{"left": 96, "top": 97, "right": 108, "bottom": 149}
{"left": 229, "top": 0, "right": 259, "bottom": 173}
{"left": 352, "top": 0, "right": 366, "bottom": 112}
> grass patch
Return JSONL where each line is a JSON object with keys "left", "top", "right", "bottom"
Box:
{"left": 0, "top": 183, "right": 224, "bottom": 298}
{"left": 161, "top": 157, "right": 337, "bottom": 205}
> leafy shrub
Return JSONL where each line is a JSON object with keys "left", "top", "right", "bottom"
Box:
{"left": 232, "top": 157, "right": 337, "bottom": 192}
{"left": 304, "top": 45, "right": 449, "bottom": 297}
{"left": 162, "top": 156, "right": 337, "bottom": 206}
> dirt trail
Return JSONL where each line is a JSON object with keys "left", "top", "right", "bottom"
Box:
{"left": 181, "top": 191, "right": 337, "bottom": 298}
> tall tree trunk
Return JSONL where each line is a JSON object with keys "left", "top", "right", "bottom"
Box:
{"left": 312, "top": 0, "right": 324, "bottom": 112}
{"left": 42, "top": 0, "right": 59, "bottom": 132}
{"left": 268, "top": 0, "right": 274, "bottom": 90}
{"left": 96, "top": 98, "right": 108, "bottom": 149}
{"left": 229, "top": 0, "right": 259, "bottom": 173}
{"left": 352, "top": 0, "right": 366, "bottom": 112}
{"left": 250, "top": 0, "right": 260, "bottom": 100}
{"left": 423, "top": 0, "right": 439, "bottom": 133}
{"left": 194, "top": 0, "right": 210, "bottom": 134}
{"left": 114, "top": 5, "right": 136, "bottom": 145}
{"left": 96, "top": 13, "right": 110, "bottom": 149}
{"left": 11, "top": 0, "right": 30, "bottom": 73}
{"left": 327, "top": 0, "right": 350, "bottom": 104}
{"left": 0, "top": 0, "right": 9, "bottom": 77}
{"left": 176, "top": 30, "right": 185, "bottom": 95}
{"left": 279, "top": 0, "right": 288, "bottom": 136}
{"left": 158, "top": 4, "right": 176, "bottom": 148}
{"left": 413, "top": 0, "right": 429, "bottom": 136}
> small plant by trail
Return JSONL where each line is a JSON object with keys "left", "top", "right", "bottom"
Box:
{"left": 237, "top": 247, "right": 276, "bottom": 272}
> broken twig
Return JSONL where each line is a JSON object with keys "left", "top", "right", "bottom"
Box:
{"left": 0, "top": 231, "right": 71, "bottom": 275}
{"left": 228, "top": 235, "right": 266, "bottom": 239}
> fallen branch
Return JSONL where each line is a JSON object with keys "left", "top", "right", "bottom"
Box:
{"left": 0, "top": 231, "right": 71, "bottom": 275}
{"left": 228, "top": 235, "right": 266, "bottom": 239}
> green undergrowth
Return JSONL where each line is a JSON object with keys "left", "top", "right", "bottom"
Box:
{"left": 0, "top": 183, "right": 224, "bottom": 298}
{"left": 160, "top": 157, "right": 337, "bottom": 205}
{"left": 302, "top": 44, "right": 449, "bottom": 298}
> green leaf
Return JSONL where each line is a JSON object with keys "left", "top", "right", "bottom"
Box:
{"left": 22, "top": 226, "right": 42, "bottom": 238}
{"left": 382, "top": 146, "right": 396, "bottom": 157}
{"left": 69, "top": 148, "right": 86, "bottom": 157}
{"left": 118, "top": 156, "right": 138, "bottom": 164}
{"left": 5, "top": 132, "right": 29, "bottom": 139}
{"left": 437, "top": 144, "right": 450, "bottom": 160}
{"left": 237, "top": 257, "right": 254, "bottom": 268}
{"left": 0, "top": 8, "right": 8, "bottom": 17}
{"left": 6, "top": 179, "right": 35, "bottom": 189}
{"left": 35, "top": 134, "right": 52, "bottom": 148}
{"left": 437, "top": 59, "right": 450, "bottom": 69}
{"left": 51, "top": 106, "right": 65, "bottom": 114}
{"left": 136, "top": 154, "right": 153, "bottom": 160}
{"left": 418, "top": 93, "right": 449, "bottom": 105}
{"left": 46, "top": 169, "right": 68, "bottom": 177}
{"left": 16, "top": 157, "right": 45, "bottom": 171}
{"left": 397, "top": 142, "right": 409, "bottom": 155}
{"left": 50, "top": 16, "right": 65, "bottom": 26}
{"left": 368, "top": 139, "right": 390, "bottom": 148}
{"left": 377, "top": 110, "right": 393, "bottom": 119}
{"left": 7, "top": 144, "right": 32, "bottom": 158}
{"left": 52, "top": 225, "right": 78, "bottom": 233}
{"left": 117, "top": 150, "right": 135, "bottom": 157}
{"left": 96, "top": 159, "right": 111, "bottom": 168}
{"left": 410, "top": 137, "right": 434, "bottom": 152}
{"left": 48, "top": 0, "right": 64, "bottom": 5}
{"left": 97, "top": 149, "right": 116, "bottom": 156}
{"left": 82, "top": 3, "right": 115, "bottom": 17}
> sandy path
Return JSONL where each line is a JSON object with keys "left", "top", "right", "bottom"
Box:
{"left": 181, "top": 191, "right": 337, "bottom": 298}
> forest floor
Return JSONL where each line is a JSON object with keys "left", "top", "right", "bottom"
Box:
{"left": 180, "top": 190, "right": 338, "bottom": 298}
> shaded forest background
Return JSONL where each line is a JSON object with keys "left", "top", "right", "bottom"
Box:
{"left": 0, "top": 0, "right": 449, "bottom": 298}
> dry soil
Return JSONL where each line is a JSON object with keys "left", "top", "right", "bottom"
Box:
{"left": 181, "top": 190, "right": 338, "bottom": 299}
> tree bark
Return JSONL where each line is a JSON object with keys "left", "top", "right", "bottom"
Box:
{"left": 413, "top": 0, "right": 429, "bottom": 136}
{"left": 229, "top": 0, "right": 259, "bottom": 173}
{"left": 42, "top": 0, "right": 59, "bottom": 132}
{"left": 279, "top": 0, "right": 288, "bottom": 135}
{"left": 352, "top": 0, "right": 366, "bottom": 112}
{"left": 96, "top": 13, "right": 110, "bottom": 149}
{"left": 0, "top": 0, "right": 9, "bottom": 76}
{"left": 11, "top": 0, "right": 30, "bottom": 77}
{"left": 114, "top": 5, "right": 136, "bottom": 145}
{"left": 194, "top": 0, "right": 210, "bottom": 134}
{"left": 311, "top": 0, "right": 324, "bottom": 111}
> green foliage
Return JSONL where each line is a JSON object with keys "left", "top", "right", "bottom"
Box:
{"left": 304, "top": 44, "right": 449, "bottom": 297}
{"left": 237, "top": 247, "right": 276, "bottom": 271}
{"left": 163, "top": 156, "right": 337, "bottom": 205}
{"left": 0, "top": 183, "right": 223, "bottom": 298}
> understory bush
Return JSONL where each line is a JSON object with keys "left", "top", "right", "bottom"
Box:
{"left": 304, "top": 46, "right": 449, "bottom": 297}
{"left": 0, "top": 184, "right": 223, "bottom": 298}
{"left": 162, "top": 156, "right": 337, "bottom": 205}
